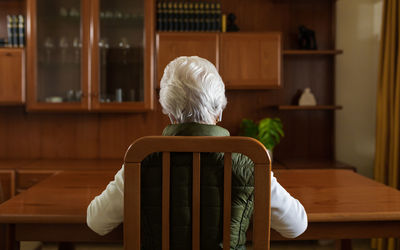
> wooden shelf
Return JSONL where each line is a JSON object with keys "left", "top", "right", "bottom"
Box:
{"left": 283, "top": 50, "right": 343, "bottom": 55}
{"left": 279, "top": 158, "right": 356, "bottom": 171}
{"left": 0, "top": 101, "right": 25, "bottom": 106}
{"left": 277, "top": 105, "right": 343, "bottom": 110}
{"left": 0, "top": 47, "right": 24, "bottom": 52}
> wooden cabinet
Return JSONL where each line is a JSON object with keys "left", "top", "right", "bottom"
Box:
{"left": 26, "top": 0, "right": 154, "bottom": 112}
{"left": 156, "top": 32, "right": 218, "bottom": 87}
{"left": 156, "top": 32, "right": 281, "bottom": 89}
{"left": 0, "top": 49, "right": 25, "bottom": 105}
{"left": 219, "top": 33, "right": 282, "bottom": 89}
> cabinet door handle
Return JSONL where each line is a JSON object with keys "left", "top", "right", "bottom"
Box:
{"left": 5, "top": 53, "right": 12, "bottom": 57}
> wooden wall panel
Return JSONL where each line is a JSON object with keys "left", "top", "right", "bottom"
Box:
{"left": 220, "top": 0, "right": 333, "bottom": 49}
{"left": 0, "top": 107, "right": 42, "bottom": 158}
{"left": 0, "top": 0, "right": 336, "bottom": 163}
{"left": 276, "top": 111, "right": 333, "bottom": 160}
{"left": 36, "top": 114, "right": 100, "bottom": 159}
{"left": 0, "top": 87, "right": 333, "bottom": 161}
{"left": 99, "top": 115, "right": 130, "bottom": 159}
{"left": 74, "top": 115, "right": 100, "bottom": 159}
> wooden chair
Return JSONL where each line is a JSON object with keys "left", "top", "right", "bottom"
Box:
{"left": 124, "top": 136, "right": 272, "bottom": 250}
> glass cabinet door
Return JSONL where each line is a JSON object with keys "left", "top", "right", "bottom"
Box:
{"left": 27, "top": 0, "right": 153, "bottom": 111}
{"left": 32, "top": 0, "right": 88, "bottom": 108}
{"left": 91, "top": 0, "right": 151, "bottom": 110}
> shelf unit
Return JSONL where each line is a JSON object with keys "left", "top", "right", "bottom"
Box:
{"left": 283, "top": 50, "right": 343, "bottom": 55}
{"left": 277, "top": 105, "right": 343, "bottom": 110}
{"left": 0, "top": 0, "right": 348, "bottom": 169}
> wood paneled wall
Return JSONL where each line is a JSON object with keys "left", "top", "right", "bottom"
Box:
{"left": 0, "top": 0, "right": 336, "bottom": 162}
{"left": 221, "top": 0, "right": 334, "bottom": 49}
{"left": 0, "top": 85, "right": 333, "bottom": 161}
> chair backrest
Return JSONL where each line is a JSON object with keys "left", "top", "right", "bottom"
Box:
{"left": 124, "top": 136, "right": 271, "bottom": 250}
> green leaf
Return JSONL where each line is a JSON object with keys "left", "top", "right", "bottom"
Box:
{"left": 240, "top": 119, "right": 258, "bottom": 139}
{"left": 270, "top": 119, "right": 284, "bottom": 137}
{"left": 256, "top": 117, "right": 284, "bottom": 150}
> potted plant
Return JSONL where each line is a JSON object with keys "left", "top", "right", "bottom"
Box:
{"left": 240, "top": 118, "right": 284, "bottom": 161}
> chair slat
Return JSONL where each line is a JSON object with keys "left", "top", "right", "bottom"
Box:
{"left": 192, "top": 152, "right": 201, "bottom": 250}
{"left": 162, "top": 152, "right": 171, "bottom": 250}
{"left": 124, "top": 162, "right": 141, "bottom": 250}
{"left": 253, "top": 163, "right": 271, "bottom": 250}
{"left": 223, "top": 153, "right": 232, "bottom": 249}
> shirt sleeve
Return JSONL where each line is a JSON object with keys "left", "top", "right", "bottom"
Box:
{"left": 86, "top": 165, "right": 125, "bottom": 236}
{"left": 270, "top": 171, "right": 308, "bottom": 238}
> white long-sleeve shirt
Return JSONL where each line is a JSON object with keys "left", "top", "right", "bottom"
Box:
{"left": 87, "top": 166, "right": 308, "bottom": 238}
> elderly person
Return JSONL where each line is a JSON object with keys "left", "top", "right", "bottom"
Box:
{"left": 87, "top": 56, "right": 307, "bottom": 249}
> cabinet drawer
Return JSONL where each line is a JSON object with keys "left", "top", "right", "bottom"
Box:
{"left": 16, "top": 171, "right": 56, "bottom": 190}
{"left": 0, "top": 48, "right": 25, "bottom": 104}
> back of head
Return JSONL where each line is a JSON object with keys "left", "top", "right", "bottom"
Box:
{"left": 159, "top": 56, "right": 227, "bottom": 124}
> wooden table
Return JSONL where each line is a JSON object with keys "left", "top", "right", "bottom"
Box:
{"left": 0, "top": 169, "right": 400, "bottom": 248}
{"left": 272, "top": 169, "right": 400, "bottom": 240}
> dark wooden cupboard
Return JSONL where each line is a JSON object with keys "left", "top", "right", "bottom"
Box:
{"left": 0, "top": 49, "right": 25, "bottom": 105}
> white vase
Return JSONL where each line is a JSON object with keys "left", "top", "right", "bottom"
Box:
{"left": 299, "top": 87, "right": 317, "bottom": 106}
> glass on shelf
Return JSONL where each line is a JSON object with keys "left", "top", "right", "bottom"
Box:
{"left": 97, "top": 0, "right": 145, "bottom": 104}
{"left": 36, "top": 0, "right": 82, "bottom": 103}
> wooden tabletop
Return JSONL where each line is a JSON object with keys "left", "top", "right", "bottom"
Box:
{"left": 274, "top": 169, "right": 400, "bottom": 222}
{"left": 0, "top": 171, "right": 115, "bottom": 223}
{"left": 0, "top": 159, "right": 123, "bottom": 171}
{"left": 1, "top": 169, "right": 400, "bottom": 224}
{"left": 279, "top": 159, "right": 356, "bottom": 170}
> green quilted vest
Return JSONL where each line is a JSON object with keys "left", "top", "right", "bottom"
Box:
{"left": 140, "top": 123, "right": 254, "bottom": 250}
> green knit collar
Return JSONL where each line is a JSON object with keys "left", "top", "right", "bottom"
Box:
{"left": 162, "top": 122, "right": 230, "bottom": 137}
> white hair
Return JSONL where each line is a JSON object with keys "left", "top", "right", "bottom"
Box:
{"left": 159, "top": 56, "right": 227, "bottom": 124}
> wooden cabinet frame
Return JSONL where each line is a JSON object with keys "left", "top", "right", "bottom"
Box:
{"left": 26, "top": 0, "right": 91, "bottom": 111}
{"left": 156, "top": 32, "right": 282, "bottom": 89}
{"left": 90, "top": 0, "right": 154, "bottom": 112}
{"left": 26, "top": 0, "right": 154, "bottom": 112}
